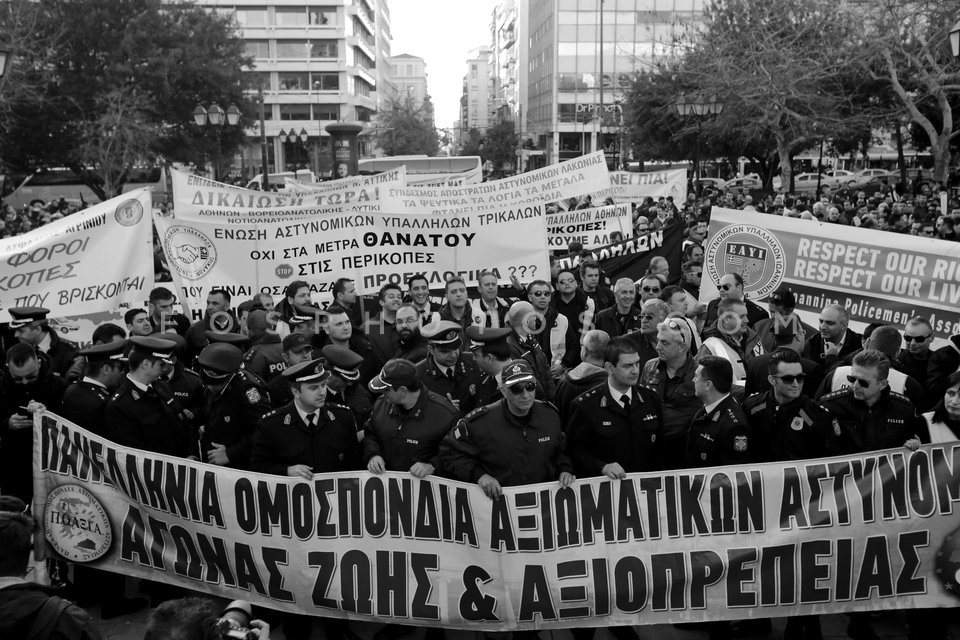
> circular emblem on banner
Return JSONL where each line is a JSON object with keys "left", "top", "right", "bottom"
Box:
{"left": 704, "top": 224, "right": 785, "bottom": 300}
{"left": 44, "top": 485, "right": 112, "bottom": 562}
{"left": 275, "top": 263, "right": 294, "bottom": 279}
{"left": 114, "top": 198, "right": 144, "bottom": 226}
{"left": 163, "top": 225, "right": 217, "bottom": 281}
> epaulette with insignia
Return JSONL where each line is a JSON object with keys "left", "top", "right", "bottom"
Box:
{"left": 725, "top": 407, "right": 740, "bottom": 423}
{"left": 327, "top": 402, "right": 351, "bottom": 412}
{"left": 819, "top": 388, "right": 851, "bottom": 401}
{"left": 242, "top": 348, "right": 256, "bottom": 363}
{"left": 260, "top": 409, "right": 277, "bottom": 420}
{"left": 749, "top": 402, "right": 766, "bottom": 415}
{"left": 638, "top": 384, "right": 656, "bottom": 392}
{"left": 181, "top": 368, "right": 200, "bottom": 378}
{"left": 889, "top": 391, "right": 911, "bottom": 403}
{"left": 463, "top": 406, "right": 489, "bottom": 422}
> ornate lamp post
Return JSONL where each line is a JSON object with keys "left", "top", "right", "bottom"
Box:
{"left": 193, "top": 103, "right": 241, "bottom": 180}
{"left": 675, "top": 93, "right": 723, "bottom": 190}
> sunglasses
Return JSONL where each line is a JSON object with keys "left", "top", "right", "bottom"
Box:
{"left": 903, "top": 334, "right": 931, "bottom": 342}
{"left": 772, "top": 374, "right": 806, "bottom": 384}
{"left": 846, "top": 374, "right": 872, "bottom": 388}
{"left": 529, "top": 291, "right": 550, "bottom": 297}
{"left": 719, "top": 284, "right": 735, "bottom": 290}
{"left": 507, "top": 382, "right": 537, "bottom": 394}
{"left": 641, "top": 286, "right": 660, "bottom": 293}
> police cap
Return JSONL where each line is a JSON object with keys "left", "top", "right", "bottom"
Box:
{"left": 501, "top": 359, "right": 536, "bottom": 387}
{"left": 197, "top": 343, "right": 244, "bottom": 379}
{"left": 129, "top": 336, "right": 177, "bottom": 365}
{"left": 282, "top": 333, "right": 313, "bottom": 354}
{"left": 420, "top": 320, "right": 462, "bottom": 349}
{"left": 8, "top": 307, "right": 50, "bottom": 329}
{"left": 78, "top": 340, "right": 128, "bottom": 363}
{"left": 204, "top": 331, "right": 250, "bottom": 349}
{"left": 281, "top": 358, "right": 331, "bottom": 385}
{"left": 322, "top": 345, "right": 364, "bottom": 382}
{"left": 465, "top": 326, "right": 511, "bottom": 351}
{"left": 369, "top": 358, "right": 418, "bottom": 392}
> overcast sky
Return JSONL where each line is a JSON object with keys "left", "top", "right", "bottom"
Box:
{"left": 389, "top": 0, "right": 498, "bottom": 128}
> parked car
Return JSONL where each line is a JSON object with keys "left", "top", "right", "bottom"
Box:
{"left": 790, "top": 172, "right": 835, "bottom": 192}
{"left": 697, "top": 177, "right": 727, "bottom": 191}
{"left": 848, "top": 170, "right": 897, "bottom": 189}
{"left": 723, "top": 175, "right": 763, "bottom": 191}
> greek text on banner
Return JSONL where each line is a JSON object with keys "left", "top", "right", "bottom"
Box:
{"left": 34, "top": 412, "right": 960, "bottom": 630}
{"left": 547, "top": 204, "right": 632, "bottom": 249}
{"left": 0, "top": 189, "right": 152, "bottom": 322}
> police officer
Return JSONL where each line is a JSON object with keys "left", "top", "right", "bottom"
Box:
{"left": 417, "top": 320, "right": 483, "bottom": 413}
{"left": 323, "top": 345, "right": 373, "bottom": 428}
{"left": 440, "top": 360, "right": 575, "bottom": 500}
{"left": 250, "top": 357, "right": 361, "bottom": 640}
{"left": 742, "top": 349, "right": 834, "bottom": 640}
{"left": 505, "top": 302, "right": 556, "bottom": 399}
{"left": 197, "top": 342, "right": 271, "bottom": 469}
{"left": 365, "top": 358, "right": 460, "bottom": 478}
{"left": 156, "top": 332, "right": 204, "bottom": 426}
{"left": 268, "top": 333, "right": 315, "bottom": 408}
{"left": 686, "top": 355, "right": 752, "bottom": 467}
{"left": 8, "top": 306, "right": 79, "bottom": 378}
{"left": 743, "top": 349, "right": 837, "bottom": 463}
{"left": 817, "top": 350, "right": 919, "bottom": 640}
{"left": 567, "top": 337, "right": 664, "bottom": 478}
{"left": 467, "top": 326, "right": 514, "bottom": 406}
{"left": 104, "top": 336, "right": 196, "bottom": 458}
{"left": 243, "top": 308, "right": 286, "bottom": 381}
{"left": 60, "top": 341, "right": 127, "bottom": 434}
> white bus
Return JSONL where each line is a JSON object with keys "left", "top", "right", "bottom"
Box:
{"left": 358, "top": 155, "right": 483, "bottom": 186}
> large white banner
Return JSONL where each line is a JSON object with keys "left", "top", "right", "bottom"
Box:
{"left": 154, "top": 205, "right": 549, "bottom": 311}
{"left": 35, "top": 413, "right": 960, "bottom": 630}
{"left": 0, "top": 189, "right": 153, "bottom": 322}
{"left": 283, "top": 167, "right": 406, "bottom": 193}
{"left": 381, "top": 152, "right": 611, "bottom": 215}
{"left": 171, "top": 169, "right": 403, "bottom": 222}
{"left": 547, "top": 204, "right": 633, "bottom": 249}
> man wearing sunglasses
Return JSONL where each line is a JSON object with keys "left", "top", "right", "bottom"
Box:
{"left": 895, "top": 317, "right": 933, "bottom": 396}
{"left": 704, "top": 273, "right": 766, "bottom": 329}
{"left": 440, "top": 359, "right": 574, "bottom": 502}
{"left": 817, "top": 349, "right": 918, "bottom": 640}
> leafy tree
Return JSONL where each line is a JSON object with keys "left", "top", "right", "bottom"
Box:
{"left": 864, "top": 0, "right": 960, "bottom": 184}
{"left": 481, "top": 120, "right": 518, "bottom": 177}
{"left": 676, "top": 0, "right": 884, "bottom": 189}
{"left": 376, "top": 95, "right": 439, "bottom": 156}
{"left": 0, "top": 0, "right": 250, "bottom": 199}
{"left": 459, "top": 128, "right": 483, "bottom": 157}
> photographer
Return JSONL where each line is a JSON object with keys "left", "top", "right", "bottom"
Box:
{"left": 144, "top": 597, "right": 270, "bottom": 640}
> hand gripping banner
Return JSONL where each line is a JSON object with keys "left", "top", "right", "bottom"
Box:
{"left": 34, "top": 412, "right": 960, "bottom": 630}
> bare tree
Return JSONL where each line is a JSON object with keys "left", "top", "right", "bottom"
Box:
{"left": 866, "top": 0, "right": 960, "bottom": 184}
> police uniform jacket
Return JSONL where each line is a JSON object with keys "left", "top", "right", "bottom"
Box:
{"left": 639, "top": 355, "right": 699, "bottom": 441}
{"left": 440, "top": 400, "right": 573, "bottom": 486}
{"left": 250, "top": 401, "right": 361, "bottom": 476}
{"left": 566, "top": 383, "right": 664, "bottom": 475}
{"left": 555, "top": 364, "right": 608, "bottom": 426}
{"left": 363, "top": 386, "right": 459, "bottom": 471}
{"left": 818, "top": 387, "right": 916, "bottom": 455}
{"left": 742, "top": 391, "right": 837, "bottom": 462}
{"left": 244, "top": 335, "right": 286, "bottom": 382}
{"left": 104, "top": 377, "right": 196, "bottom": 458}
{"left": 167, "top": 366, "right": 205, "bottom": 423}
{"left": 326, "top": 376, "right": 374, "bottom": 428}
{"left": 416, "top": 352, "right": 484, "bottom": 414}
{"left": 473, "top": 373, "right": 503, "bottom": 408}
{"left": 685, "top": 394, "right": 751, "bottom": 467}
{"left": 202, "top": 369, "right": 272, "bottom": 469}
{"left": 507, "top": 333, "right": 556, "bottom": 400}
{"left": 42, "top": 331, "right": 80, "bottom": 379}
{"left": 60, "top": 380, "right": 111, "bottom": 434}
{"left": 268, "top": 374, "right": 293, "bottom": 409}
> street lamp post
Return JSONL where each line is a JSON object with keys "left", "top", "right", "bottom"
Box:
{"left": 194, "top": 102, "right": 241, "bottom": 181}
{"left": 675, "top": 94, "right": 723, "bottom": 192}
{"left": 950, "top": 20, "right": 960, "bottom": 58}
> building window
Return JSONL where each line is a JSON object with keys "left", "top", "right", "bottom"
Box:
{"left": 275, "top": 8, "right": 308, "bottom": 26}
{"left": 280, "top": 105, "right": 312, "bottom": 121}
{"left": 311, "top": 40, "right": 339, "bottom": 58}
{"left": 244, "top": 40, "right": 270, "bottom": 59}
{"left": 355, "top": 78, "right": 373, "bottom": 97}
{"left": 314, "top": 105, "right": 340, "bottom": 120}
{"left": 356, "top": 106, "right": 375, "bottom": 122}
{"left": 235, "top": 7, "right": 267, "bottom": 26}
{"left": 276, "top": 40, "right": 309, "bottom": 58}
{"left": 242, "top": 71, "right": 270, "bottom": 90}
{"left": 309, "top": 8, "right": 336, "bottom": 24}
{"left": 311, "top": 72, "right": 340, "bottom": 91}
{"left": 278, "top": 72, "right": 309, "bottom": 91}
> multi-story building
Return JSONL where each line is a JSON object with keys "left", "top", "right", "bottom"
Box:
{"left": 460, "top": 46, "right": 494, "bottom": 136}
{"left": 192, "top": 0, "right": 391, "bottom": 179}
{"left": 386, "top": 54, "right": 429, "bottom": 106}
{"left": 524, "top": 0, "right": 704, "bottom": 167}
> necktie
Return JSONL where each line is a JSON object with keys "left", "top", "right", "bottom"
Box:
{"left": 306, "top": 413, "right": 317, "bottom": 430}
{"left": 446, "top": 369, "right": 455, "bottom": 382}
{"left": 621, "top": 394, "right": 631, "bottom": 411}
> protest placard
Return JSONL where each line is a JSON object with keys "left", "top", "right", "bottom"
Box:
{"left": 34, "top": 411, "right": 960, "bottom": 630}
{"left": 380, "top": 152, "right": 611, "bottom": 215}
{"left": 591, "top": 169, "right": 687, "bottom": 204}
{"left": 555, "top": 224, "right": 684, "bottom": 285}
{"left": 0, "top": 189, "right": 153, "bottom": 322}
{"left": 154, "top": 205, "right": 549, "bottom": 311}
{"left": 171, "top": 169, "right": 403, "bottom": 221}
{"left": 547, "top": 204, "right": 632, "bottom": 249}
{"left": 702, "top": 208, "right": 960, "bottom": 340}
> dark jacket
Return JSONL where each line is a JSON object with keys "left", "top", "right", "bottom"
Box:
{"left": 745, "top": 350, "right": 822, "bottom": 398}
{"left": 685, "top": 394, "right": 751, "bottom": 468}
{"left": 202, "top": 369, "right": 272, "bottom": 469}
{"left": 742, "top": 391, "right": 837, "bottom": 462}
{"left": 802, "top": 329, "right": 862, "bottom": 369}
{"left": 705, "top": 297, "right": 766, "bottom": 328}
{"left": 818, "top": 387, "right": 916, "bottom": 455}
{"left": 416, "top": 352, "right": 485, "bottom": 414}
{"left": 243, "top": 334, "right": 285, "bottom": 382}
{"left": 41, "top": 330, "right": 80, "bottom": 379}
{"left": 555, "top": 362, "right": 608, "bottom": 426}
{"left": 104, "top": 377, "right": 196, "bottom": 458}
{"left": 0, "top": 583, "right": 101, "bottom": 640}
{"left": 639, "top": 355, "right": 699, "bottom": 441}
{"left": 507, "top": 332, "right": 556, "bottom": 400}
{"left": 363, "top": 386, "right": 459, "bottom": 471}
{"left": 440, "top": 400, "right": 573, "bottom": 486}
{"left": 60, "top": 380, "right": 111, "bottom": 435}
{"left": 593, "top": 306, "right": 643, "bottom": 340}
{"left": 567, "top": 382, "right": 664, "bottom": 475}
{"left": 553, "top": 289, "right": 595, "bottom": 368}
{"left": 250, "top": 401, "right": 361, "bottom": 475}
{"left": 927, "top": 337, "right": 960, "bottom": 406}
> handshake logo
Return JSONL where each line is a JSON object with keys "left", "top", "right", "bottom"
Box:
{"left": 163, "top": 226, "right": 217, "bottom": 280}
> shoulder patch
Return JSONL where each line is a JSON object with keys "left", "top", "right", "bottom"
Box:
{"left": 464, "top": 406, "right": 489, "bottom": 422}
{"left": 819, "top": 388, "right": 851, "bottom": 402}
{"left": 181, "top": 368, "right": 200, "bottom": 378}
{"left": 260, "top": 409, "right": 277, "bottom": 420}
{"left": 452, "top": 419, "right": 471, "bottom": 440}
{"left": 889, "top": 391, "right": 911, "bottom": 403}
{"left": 245, "top": 388, "right": 262, "bottom": 404}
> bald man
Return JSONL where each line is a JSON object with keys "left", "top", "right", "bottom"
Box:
{"left": 802, "top": 303, "right": 861, "bottom": 368}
